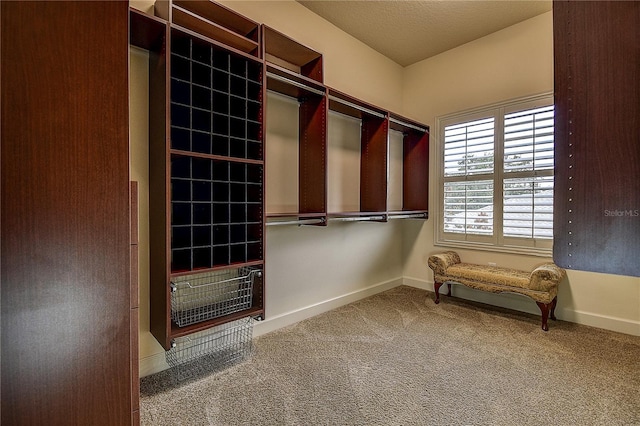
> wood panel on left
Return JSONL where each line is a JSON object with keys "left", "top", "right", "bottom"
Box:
{"left": 1, "top": 2, "right": 137, "bottom": 424}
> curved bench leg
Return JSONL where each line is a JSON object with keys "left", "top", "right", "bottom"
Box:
{"left": 434, "top": 281, "right": 442, "bottom": 304}
{"left": 433, "top": 282, "right": 452, "bottom": 304}
{"left": 550, "top": 296, "right": 558, "bottom": 321}
{"left": 536, "top": 301, "right": 551, "bottom": 331}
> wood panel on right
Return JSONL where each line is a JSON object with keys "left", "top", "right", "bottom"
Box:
{"left": 553, "top": 0, "right": 640, "bottom": 277}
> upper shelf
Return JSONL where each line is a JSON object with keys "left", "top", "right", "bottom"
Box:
{"left": 155, "top": 0, "right": 260, "bottom": 57}
{"left": 262, "top": 25, "right": 323, "bottom": 84}
{"left": 328, "top": 87, "right": 386, "bottom": 120}
{"left": 389, "top": 112, "right": 429, "bottom": 134}
{"left": 129, "top": 7, "right": 167, "bottom": 52}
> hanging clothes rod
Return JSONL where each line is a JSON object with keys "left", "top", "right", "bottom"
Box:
{"left": 387, "top": 213, "right": 428, "bottom": 220}
{"left": 266, "top": 218, "right": 324, "bottom": 227}
{"left": 328, "top": 95, "right": 386, "bottom": 119}
{"left": 389, "top": 117, "right": 428, "bottom": 133}
{"left": 266, "top": 71, "right": 326, "bottom": 97}
{"left": 328, "top": 215, "right": 386, "bottom": 223}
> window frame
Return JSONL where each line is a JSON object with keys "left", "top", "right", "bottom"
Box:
{"left": 434, "top": 93, "right": 554, "bottom": 257}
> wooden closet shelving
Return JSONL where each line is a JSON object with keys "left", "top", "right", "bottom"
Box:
{"left": 263, "top": 25, "right": 328, "bottom": 225}
{"left": 131, "top": 2, "right": 266, "bottom": 351}
{"left": 132, "top": 0, "right": 430, "bottom": 351}
{"left": 155, "top": 0, "right": 261, "bottom": 57}
{"left": 387, "top": 113, "right": 429, "bottom": 219}
{"left": 327, "top": 87, "right": 389, "bottom": 221}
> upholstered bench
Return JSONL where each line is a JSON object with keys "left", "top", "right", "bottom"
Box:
{"left": 428, "top": 251, "right": 566, "bottom": 331}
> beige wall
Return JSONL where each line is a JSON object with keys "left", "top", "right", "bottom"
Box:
{"left": 219, "top": 0, "right": 404, "bottom": 113}
{"left": 401, "top": 11, "right": 640, "bottom": 336}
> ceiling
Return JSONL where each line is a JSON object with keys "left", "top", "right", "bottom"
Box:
{"left": 297, "top": 0, "right": 552, "bottom": 67}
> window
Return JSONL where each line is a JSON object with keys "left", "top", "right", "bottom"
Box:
{"left": 436, "top": 94, "right": 554, "bottom": 255}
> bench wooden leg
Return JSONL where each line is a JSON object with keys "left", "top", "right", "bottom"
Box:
{"left": 434, "top": 281, "right": 442, "bottom": 304}
{"left": 550, "top": 296, "right": 558, "bottom": 321}
{"left": 433, "top": 282, "right": 452, "bottom": 304}
{"left": 536, "top": 301, "right": 551, "bottom": 331}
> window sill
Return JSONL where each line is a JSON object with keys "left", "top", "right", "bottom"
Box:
{"left": 434, "top": 239, "right": 553, "bottom": 258}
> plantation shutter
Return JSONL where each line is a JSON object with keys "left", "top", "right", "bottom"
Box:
{"left": 502, "top": 106, "right": 554, "bottom": 239}
{"left": 443, "top": 117, "right": 495, "bottom": 236}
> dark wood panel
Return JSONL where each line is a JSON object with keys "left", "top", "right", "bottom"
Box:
{"left": 129, "top": 7, "right": 167, "bottom": 52}
{"left": 1, "top": 1, "right": 133, "bottom": 424}
{"left": 263, "top": 25, "right": 323, "bottom": 82}
{"left": 173, "top": 0, "right": 260, "bottom": 39}
{"left": 148, "top": 24, "right": 171, "bottom": 349}
{"left": 553, "top": 0, "right": 640, "bottom": 277}
{"left": 403, "top": 131, "right": 429, "bottom": 212}
{"left": 361, "top": 117, "right": 388, "bottom": 212}
{"left": 171, "top": 6, "right": 259, "bottom": 55}
{"left": 299, "top": 96, "right": 328, "bottom": 216}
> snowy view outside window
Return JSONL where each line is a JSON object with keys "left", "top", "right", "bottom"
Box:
{"left": 440, "top": 100, "right": 554, "bottom": 248}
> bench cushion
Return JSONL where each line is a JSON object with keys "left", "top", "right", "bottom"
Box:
{"left": 446, "top": 263, "right": 530, "bottom": 289}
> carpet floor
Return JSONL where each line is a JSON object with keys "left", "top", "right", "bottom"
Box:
{"left": 140, "top": 285, "right": 640, "bottom": 425}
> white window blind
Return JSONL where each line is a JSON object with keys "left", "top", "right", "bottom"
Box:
{"left": 504, "top": 106, "right": 555, "bottom": 172}
{"left": 444, "top": 117, "right": 495, "bottom": 177}
{"left": 437, "top": 94, "right": 555, "bottom": 254}
{"left": 503, "top": 105, "right": 555, "bottom": 240}
{"left": 444, "top": 180, "right": 494, "bottom": 235}
{"left": 443, "top": 116, "right": 495, "bottom": 238}
{"left": 503, "top": 176, "right": 553, "bottom": 238}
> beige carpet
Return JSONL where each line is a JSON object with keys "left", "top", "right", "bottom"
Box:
{"left": 140, "top": 286, "right": 640, "bottom": 425}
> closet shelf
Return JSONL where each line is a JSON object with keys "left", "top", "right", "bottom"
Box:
{"left": 327, "top": 88, "right": 386, "bottom": 120}
{"left": 156, "top": 0, "right": 260, "bottom": 57}
{"left": 389, "top": 114, "right": 429, "bottom": 134}
{"left": 266, "top": 67, "right": 326, "bottom": 99}
{"left": 387, "top": 211, "right": 428, "bottom": 220}
{"left": 266, "top": 217, "right": 325, "bottom": 227}
{"left": 327, "top": 215, "right": 386, "bottom": 223}
{"left": 129, "top": 7, "right": 167, "bottom": 51}
{"left": 262, "top": 25, "right": 323, "bottom": 83}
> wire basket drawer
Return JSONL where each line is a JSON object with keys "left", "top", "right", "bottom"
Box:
{"left": 170, "top": 266, "right": 260, "bottom": 327}
{"left": 166, "top": 317, "right": 254, "bottom": 378}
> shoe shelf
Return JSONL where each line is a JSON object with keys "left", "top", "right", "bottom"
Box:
{"left": 131, "top": 3, "right": 266, "bottom": 350}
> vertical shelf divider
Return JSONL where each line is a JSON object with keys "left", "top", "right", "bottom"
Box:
{"left": 360, "top": 115, "right": 389, "bottom": 214}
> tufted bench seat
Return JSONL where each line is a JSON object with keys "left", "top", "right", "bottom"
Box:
{"left": 428, "top": 251, "right": 566, "bottom": 331}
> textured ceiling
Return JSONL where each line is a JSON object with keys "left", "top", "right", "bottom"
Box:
{"left": 297, "top": 0, "right": 552, "bottom": 67}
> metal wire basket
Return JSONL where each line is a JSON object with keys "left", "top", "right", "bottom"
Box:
{"left": 165, "top": 317, "right": 254, "bottom": 380}
{"left": 170, "top": 266, "right": 260, "bottom": 327}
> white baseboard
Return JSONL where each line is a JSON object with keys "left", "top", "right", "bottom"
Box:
{"left": 557, "top": 308, "right": 640, "bottom": 336}
{"left": 139, "top": 352, "right": 170, "bottom": 378}
{"left": 139, "top": 277, "right": 404, "bottom": 377}
{"left": 253, "top": 277, "right": 403, "bottom": 338}
{"left": 402, "top": 276, "right": 433, "bottom": 291}
{"left": 403, "top": 277, "right": 640, "bottom": 336}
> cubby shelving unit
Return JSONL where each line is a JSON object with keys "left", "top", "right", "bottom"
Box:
{"left": 327, "top": 87, "right": 389, "bottom": 222}
{"left": 263, "top": 25, "right": 328, "bottom": 226}
{"left": 133, "top": 1, "right": 265, "bottom": 351}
